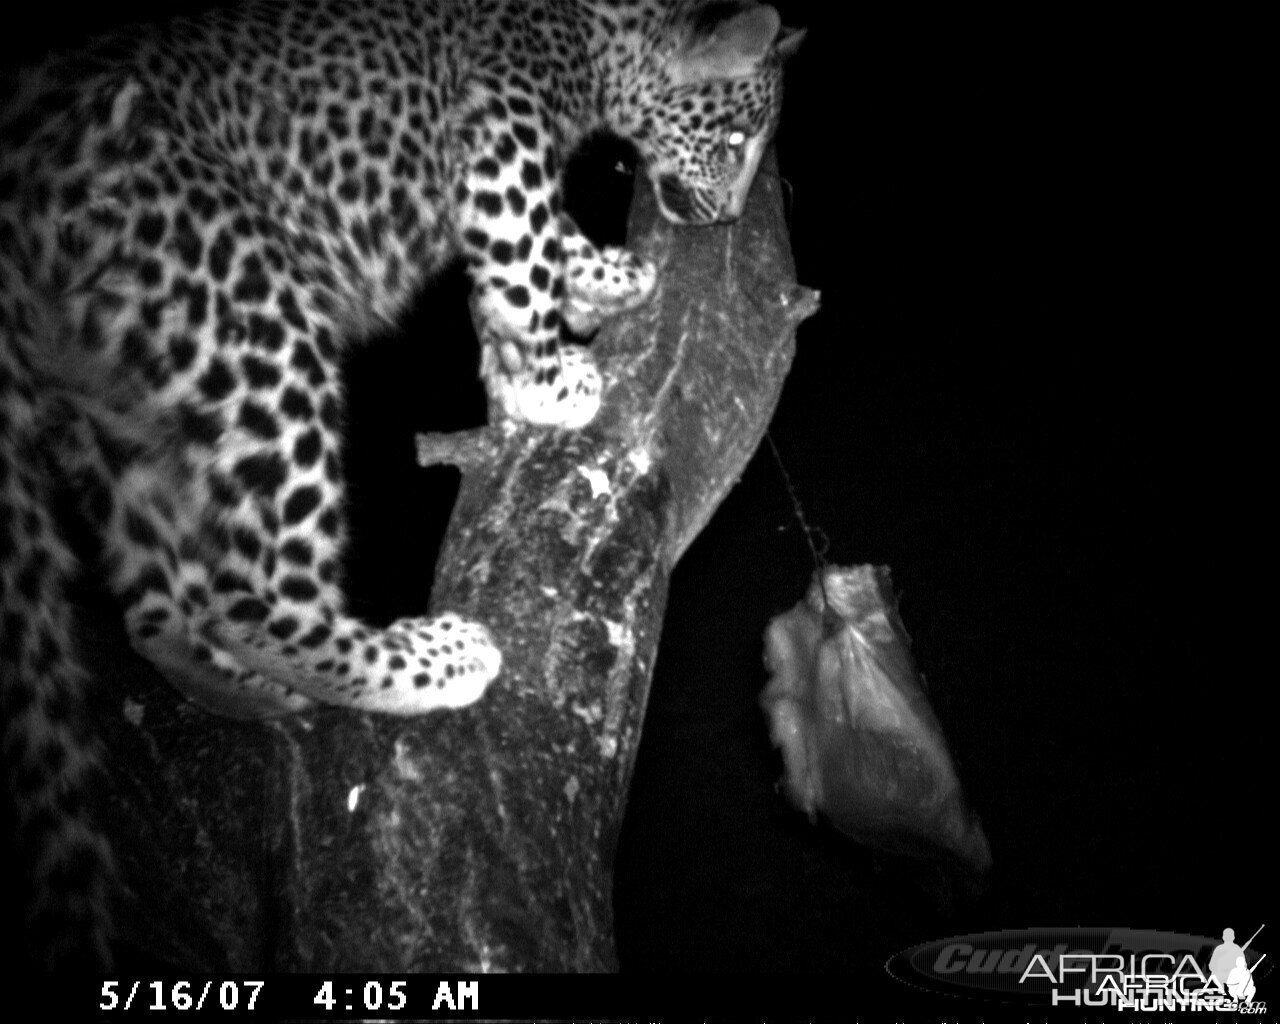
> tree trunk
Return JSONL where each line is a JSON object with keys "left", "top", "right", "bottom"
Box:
{"left": 96, "top": 150, "right": 818, "bottom": 971}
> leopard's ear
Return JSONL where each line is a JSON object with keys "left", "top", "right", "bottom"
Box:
{"left": 774, "top": 25, "right": 806, "bottom": 62}
{"left": 669, "top": 4, "right": 788, "bottom": 86}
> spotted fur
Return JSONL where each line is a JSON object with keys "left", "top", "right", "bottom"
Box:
{"left": 0, "top": 0, "right": 801, "bottom": 967}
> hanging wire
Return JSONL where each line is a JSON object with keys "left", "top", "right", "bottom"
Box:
{"left": 763, "top": 431, "right": 841, "bottom": 634}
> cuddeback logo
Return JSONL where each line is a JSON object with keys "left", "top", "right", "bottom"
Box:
{"left": 887, "top": 925, "right": 1268, "bottom": 1011}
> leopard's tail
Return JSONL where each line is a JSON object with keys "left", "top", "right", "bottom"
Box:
{"left": 0, "top": 326, "right": 115, "bottom": 970}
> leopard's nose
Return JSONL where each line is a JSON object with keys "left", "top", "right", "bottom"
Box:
{"left": 715, "top": 199, "right": 745, "bottom": 224}
{"left": 718, "top": 185, "right": 751, "bottom": 222}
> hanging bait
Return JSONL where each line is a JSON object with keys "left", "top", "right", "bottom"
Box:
{"left": 761, "top": 565, "right": 991, "bottom": 874}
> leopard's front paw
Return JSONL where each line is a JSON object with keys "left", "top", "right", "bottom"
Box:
{"left": 482, "top": 342, "right": 602, "bottom": 429}
{"left": 562, "top": 245, "right": 657, "bottom": 336}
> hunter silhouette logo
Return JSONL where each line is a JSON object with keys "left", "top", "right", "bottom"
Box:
{"left": 1209, "top": 926, "right": 1265, "bottom": 1004}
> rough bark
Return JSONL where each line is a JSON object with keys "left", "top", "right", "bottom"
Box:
{"left": 94, "top": 150, "right": 818, "bottom": 972}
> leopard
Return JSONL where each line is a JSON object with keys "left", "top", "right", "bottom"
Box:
{"left": 0, "top": 0, "right": 802, "bottom": 968}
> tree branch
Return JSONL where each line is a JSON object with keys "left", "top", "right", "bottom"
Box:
{"left": 97, "top": 150, "right": 817, "bottom": 971}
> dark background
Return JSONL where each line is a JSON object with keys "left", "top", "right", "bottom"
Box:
{"left": 4, "top": 0, "right": 1265, "bottom": 995}
{"left": 617, "top": 5, "right": 1267, "bottom": 984}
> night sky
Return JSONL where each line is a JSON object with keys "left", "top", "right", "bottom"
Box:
{"left": 612, "top": 2, "right": 1268, "bottom": 986}
{"left": 5, "top": 0, "right": 1266, "bottom": 1000}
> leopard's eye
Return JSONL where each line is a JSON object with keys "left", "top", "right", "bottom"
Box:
{"left": 726, "top": 129, "right": 747, "bottom": 149}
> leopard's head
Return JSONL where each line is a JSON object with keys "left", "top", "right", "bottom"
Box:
{"left": 633, "top": 3, "right": 804, "bottom": 225}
